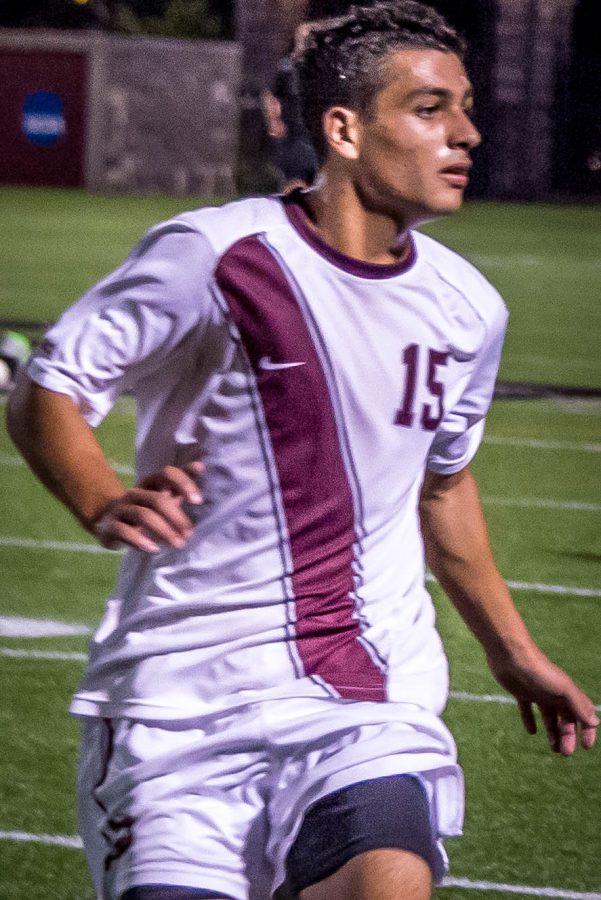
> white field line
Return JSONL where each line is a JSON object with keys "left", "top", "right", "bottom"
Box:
{"left": 0, "top": 453, "right": 135, "bottom": 476}
{"left": 2, "top": 647, "right": 601, "bottom": 713}
{"left": 441, "top": 877, "right": 601, "bottom": 900}
{"left": 504, "top": 580, "right": 601, "bottom": 598}
{"left": 424, "top": 574, "right": 601, "bottom": 599}
{"left": 3, "top": 651, "right": 599, "bottom": 713}
{"left": 483, "top": 436, "right": 601, "bottom": 453}
{"left": 0, "top": 535, "right": 116, "bottom": 553}
{"left": 469, "top": 253, "right": 601, "bottom": 272}
{"left": 0, "top": 830, "right": 83, "bottom": 849}
{"left": 0, "top": 616, "right": 90, "bottom": 638}
{"left": 4, "top": 455, "right": 600, "bottom": 513}
{"left": 4, "top": 448, "right": 599, "bottom": 513}
{"left": 6, "top": 444, "right": 597, "bottom": 512}
{"left": 0, "top": 396, "right": 126, "bottom": 416}
{"left": 4, "top": 432, "right": 601, "bottom": 473}
{"left": 481, "top": 496, "right": 601, "bottom": 512}
{"left": 0, "top": 648, "right": 87, "bottom": 661}
{"left": 450, "top": 690, "right": 516, "bottom": 706}
{"left": 0, "top": 535, "right": 599, "bottom": 598}
{"left": 449, "top": 691, "right": 601, "bottom": 714}
{"left": 0, "top": 832, "right": 599, "bottom": 900}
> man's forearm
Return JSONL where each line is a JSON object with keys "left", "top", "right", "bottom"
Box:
{"left": 7, "top": 375, "right": 126, "bottom": 532}
{"left": 419, "top": 465, "right": 536, "bottom": 663}
{"left": 420, "top": 464, "right": 598, "bottom": 753}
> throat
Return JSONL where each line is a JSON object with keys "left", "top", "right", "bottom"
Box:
{"left": 296, "top": 189, "right": 410, "bottom": 266}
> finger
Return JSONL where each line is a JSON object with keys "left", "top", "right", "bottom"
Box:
{"left": 517, "top": 699, "right": 537, "bottom": 735}
{"left": 180, "top": 462, "right": 205, "bottom": 500}
{"left": 557, "top": 719, "right": 577, "bottom": 758}
{"left": 581, "top": 721, "right": 598, "bottom": 750}
{"left": 141, "top": 464, "right": 203, "bottom": 503}
{"left": 540, "top": 706, "right": 561, "bottom": 753}
{"left": 120, "top": 503, "right": 192, "bottom": 548}
{"left": 110, "top": 521, "right": 162, "bottom": 554}
{"left": 560, "top": 686, "right": 600, "bottom": 750}
{"left": 95, "top": 517, "right": 161, "bottom": 554}
{"left": 126, "top": 490, "right": 196, "bottom": 537}
{"left": 143, "top": 471, "right": 202, "bottom": 503}
{"left": 182, "top": 461, "right": 204, "bottom": 476}
{"left": 93, "top": 490, "right": 195, "bottom": 550}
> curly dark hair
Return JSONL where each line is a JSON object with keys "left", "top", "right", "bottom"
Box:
{"left": 295, "top": 1, "right": 465, "bottom": 163}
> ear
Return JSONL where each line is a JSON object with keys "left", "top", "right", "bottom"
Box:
{"left": 322, "top": 106, "right": 361, "bottom": 160}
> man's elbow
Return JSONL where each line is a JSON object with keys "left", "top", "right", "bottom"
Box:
{"left": 6, "top": 370, "right": 32, "bottom": 448}
{"left": 420, "top": 465, "right": 474, "bottom": 502}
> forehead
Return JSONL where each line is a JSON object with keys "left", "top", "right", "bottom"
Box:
{"left": 377, "top": 48, "right": 471, "bottom": 103}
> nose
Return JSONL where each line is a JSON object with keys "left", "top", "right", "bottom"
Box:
{"left": 451, "top": 110, "right": 481, "bottom": 151}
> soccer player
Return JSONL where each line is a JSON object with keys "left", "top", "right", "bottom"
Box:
{"left": 7, "top": 4, "right": 597, "bottom": 900}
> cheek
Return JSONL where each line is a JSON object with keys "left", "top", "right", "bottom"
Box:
{"left": 380, "top": 127, "right": 444, "bottom": 178}
{"left": 360, "top": 124, "right": 445, "bottom": 194}
{"left": 389, "top": 146, "right": 438, "bottom": 188}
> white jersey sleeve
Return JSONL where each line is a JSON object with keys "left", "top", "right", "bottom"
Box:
{"left": 425, "top": 252, "right": 509, "bottom": 475}
{"left": 27, "top": 222, "right": 217, "bottom": 426}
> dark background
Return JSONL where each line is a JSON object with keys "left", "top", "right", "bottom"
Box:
{"left": 0, "top": 0, "right": 598, "bottom": 198}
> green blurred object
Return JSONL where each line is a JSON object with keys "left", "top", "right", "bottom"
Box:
{"left": 0, "top": 329, "right": 31, "bottom": 389}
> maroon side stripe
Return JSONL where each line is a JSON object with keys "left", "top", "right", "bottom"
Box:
{"left": 216, "top": 236, "right": 386, "bottom": 701}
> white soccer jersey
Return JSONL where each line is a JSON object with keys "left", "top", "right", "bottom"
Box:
{"left": 28, "top": 194, "right": 508, "bottom": 722}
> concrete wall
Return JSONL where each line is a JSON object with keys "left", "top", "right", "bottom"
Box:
{"left": 2, "top": 2, "right": 592, "bottom": 200}
{"left": 0, "top": 29, "right": 241, "bottom": 195}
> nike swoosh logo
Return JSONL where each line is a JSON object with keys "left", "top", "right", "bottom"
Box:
{"left": 258, "top": 356, "right": 306, "bottom": 371}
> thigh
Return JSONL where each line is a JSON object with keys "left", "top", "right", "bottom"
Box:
{"left": 285, "top": 775, "right": 435, "bottom": 898}
{"left": 301, "top": 848, "right": 431, "bottom": 900}
{"left": 263, "top": 698, "right": 463, "bottom": 895}
{"left": 78, "top": 715, "right": 272, "bottom": 900}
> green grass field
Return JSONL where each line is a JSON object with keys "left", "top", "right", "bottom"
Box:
{"left": 1, "top": 188, "right": 600, "bottom": 900}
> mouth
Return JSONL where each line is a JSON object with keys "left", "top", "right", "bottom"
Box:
{"left": 439, "top": 163, "right": 471, "bottom": 189}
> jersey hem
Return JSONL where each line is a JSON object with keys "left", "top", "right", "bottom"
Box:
{"left": 26, "top": 364, "right": 108, "bottom": 427}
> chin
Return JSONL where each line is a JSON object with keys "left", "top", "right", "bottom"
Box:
{"left": 426, "top": 193, "right": 465, "bottom": 218}
{"left": 408, "top": 197, "right": 464, "bottom": 228}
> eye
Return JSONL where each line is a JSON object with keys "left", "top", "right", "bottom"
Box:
{"left": 415, "top": 105, "right": 439, "bottom": 119}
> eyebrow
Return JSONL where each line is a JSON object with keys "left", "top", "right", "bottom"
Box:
{"left": 406, "top": 87, "right": 474, "bottom": 103}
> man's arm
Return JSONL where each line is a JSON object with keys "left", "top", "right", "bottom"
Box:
{"left": 7, "top": 375, "right": 202, "bottom": 554}
{"left": 419, "top": 464, "right": 598, "bottom": 756}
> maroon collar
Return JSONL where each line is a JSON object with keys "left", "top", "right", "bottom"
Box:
{"left": 282, "top": 193, "right": 416, "bottom": 279}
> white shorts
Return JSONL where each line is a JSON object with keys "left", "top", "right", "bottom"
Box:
{"left": 77, "top": 696, "right": 464, "bottom": 900}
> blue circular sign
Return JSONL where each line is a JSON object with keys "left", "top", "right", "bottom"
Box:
{"left": 22, "top": 91, "right": 66, "bottom": 147}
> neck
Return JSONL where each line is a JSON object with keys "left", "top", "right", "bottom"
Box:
{"left": 303, "top": 170, "right": 411, "bottom": 266}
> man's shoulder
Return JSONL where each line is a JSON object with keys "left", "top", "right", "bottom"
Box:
{"left": 170, "top": 195, "right": 288, "bottom": 259}
{"left": 412, "top": 230, "right": 508, "bottom": 330}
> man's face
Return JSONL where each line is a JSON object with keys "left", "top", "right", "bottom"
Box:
{"left": 351, "top": 49, "right": 481, "bottom": 227}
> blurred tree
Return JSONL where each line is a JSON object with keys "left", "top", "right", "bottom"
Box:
{"left": 0, "top": 0, "right": 224, "bottom": 35}
{"left": 115, "top": 0, "right": 220, "bottom": 37}
{"left": 127, "top": 0, "right": 166, "bottom": 14}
